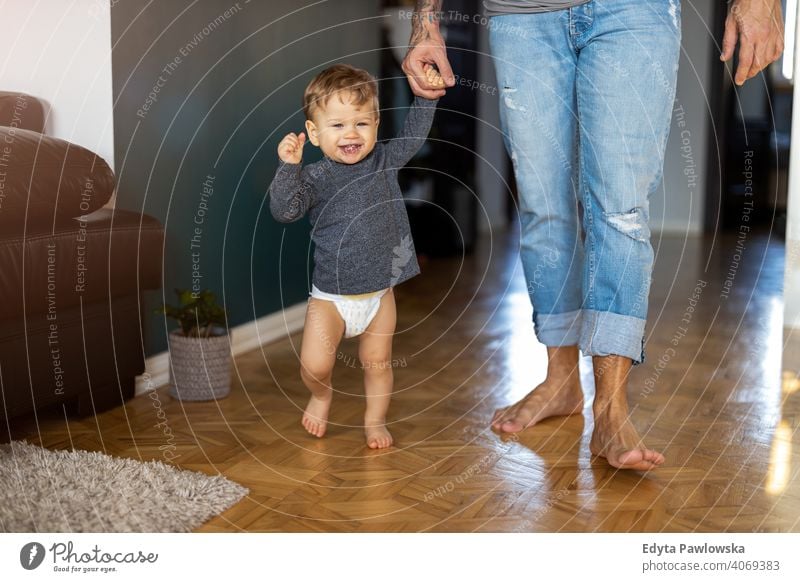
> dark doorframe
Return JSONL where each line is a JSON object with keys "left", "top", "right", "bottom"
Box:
{"left": 703, "top": 1, "right": 729, "bottom": 235}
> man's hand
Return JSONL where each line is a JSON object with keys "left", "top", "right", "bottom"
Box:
{"left": 721, "top": 0, "right": 785, "bottom": 86}
{"left": 402, "top": 3, "right": 455, "bottom": 99}
{"left": 278, "top": 132, "right": 306, "bottom": 164}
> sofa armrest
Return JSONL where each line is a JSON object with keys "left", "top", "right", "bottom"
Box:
{"left": 0, "top": 92, "right": 45, "bottom": 133}
{"left": 0, "top": 127, "right": 114, "bottom": 233}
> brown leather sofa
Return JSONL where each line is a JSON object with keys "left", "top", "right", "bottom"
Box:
{"left": 0, "top": 92, "right": 164, "bottom": 439}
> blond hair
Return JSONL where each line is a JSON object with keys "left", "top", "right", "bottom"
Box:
{"left": 303, "top": 64, "right": 379, "bottom": 120}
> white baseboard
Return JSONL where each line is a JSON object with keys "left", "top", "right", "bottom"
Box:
{"left": 135, "top": 301, "right": 307, "bottom": 395}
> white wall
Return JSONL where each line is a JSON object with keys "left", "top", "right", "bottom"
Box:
{"left": 0, "top": 0, "right": 115, "bottom": 168}
{"left": 784, "top": 1, "right": 800, "bottom": 330}
{"left": 654, "top": 0, "right": 715, "bottom": 234}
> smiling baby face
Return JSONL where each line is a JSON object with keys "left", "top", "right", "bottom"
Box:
{"left": 305, "top": 90, "right": 379, "bottom": 164}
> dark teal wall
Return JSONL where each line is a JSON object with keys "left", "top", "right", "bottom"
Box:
{"left": 111, "top": 0, "right": 382, "bottom": 355}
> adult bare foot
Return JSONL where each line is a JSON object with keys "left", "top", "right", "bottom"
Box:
{"left": 590, "top": 354, "right": 664, "bottom": 471}
{"left": 491, "top": 345, "right": 584, "bottom": 433}
{"left": 590, "top": 411, "right": 665, "bottom": 471}
{"left": 365, "top": 418, "right": 393, "bottom": 449}
{"left": 302, "top": 391, "right": 332, "bottom": 438}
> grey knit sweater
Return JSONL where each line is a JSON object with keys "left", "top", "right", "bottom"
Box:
{"left": 269, "top": 96, "right": 438, "bottom": 295}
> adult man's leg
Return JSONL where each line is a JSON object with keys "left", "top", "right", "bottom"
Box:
{"left": 575, "top": 0, "right": 681, "bottom": 470}
{"left": 487, "top": 11, "right": 586, "bottom": 433}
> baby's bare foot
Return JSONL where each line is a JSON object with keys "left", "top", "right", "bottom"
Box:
{"left": 365, "top": 419, "right": 393, "bottom": 449}
{"left": 302, "top": 392, "right": 332, "bottom": 438}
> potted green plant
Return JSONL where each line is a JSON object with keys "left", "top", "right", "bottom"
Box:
{"left": 155, "top": 289, "right": 232, "bottom": 401}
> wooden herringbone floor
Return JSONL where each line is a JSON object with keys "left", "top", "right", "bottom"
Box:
{"left": 14, "top": 229, "right": 800, "bottom": 532}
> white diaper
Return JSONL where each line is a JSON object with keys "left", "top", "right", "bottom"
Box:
{"left": 310, "top": 285, "right": 388, "bottom": 338}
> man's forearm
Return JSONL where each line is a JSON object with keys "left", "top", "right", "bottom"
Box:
{"left": 410, "top": 0, "right": 444, "bottom": 47}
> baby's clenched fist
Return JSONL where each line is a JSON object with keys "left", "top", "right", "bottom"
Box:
{"left": 423, "top": 63, "right": 446, "bottom": 89}
{"left": 278, "top": 131, "right": 306, "bottom": 164}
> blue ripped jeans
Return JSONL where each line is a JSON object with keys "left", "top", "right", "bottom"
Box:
{"left": 489, "top": 0, "right": 681, "bottom": 365}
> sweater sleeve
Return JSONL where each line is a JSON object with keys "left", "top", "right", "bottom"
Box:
{"left": 268, "top": 161, "right": 316, "bottom": 223}
{"left": 383, "top": 95, "right": 438, "bottom": 168}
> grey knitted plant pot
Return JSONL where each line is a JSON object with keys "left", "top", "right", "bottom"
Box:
{"left": 167, "top": 326, "right": 232, "bottom": 401}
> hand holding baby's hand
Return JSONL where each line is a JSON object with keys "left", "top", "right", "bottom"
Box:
{"left": 423, "top": 63, "right": 446, "bottom": 90}
{"left": 278, "top": 132, "right": 306, "bottom": 164}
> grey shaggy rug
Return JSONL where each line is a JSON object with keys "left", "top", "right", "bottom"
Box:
{"left": 0, "top": 440, "right": 249, "bottom": 532}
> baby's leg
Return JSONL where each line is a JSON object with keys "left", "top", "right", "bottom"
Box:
{"left": 359, "top": 289, "right": 397, "bottom": 449}
{"left": 299, "top": 298, "right": 345, "bottom": 437}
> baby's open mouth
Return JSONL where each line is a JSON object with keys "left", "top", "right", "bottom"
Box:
{"left": 339, "top": 144, "right": 362, "bottom": 156}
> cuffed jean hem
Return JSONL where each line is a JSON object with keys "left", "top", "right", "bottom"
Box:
{"left": 534, "top": 309, "right": 581, "bottom": 347}
{"left": 579, "top": 309, "right": 647, "bottom": 365}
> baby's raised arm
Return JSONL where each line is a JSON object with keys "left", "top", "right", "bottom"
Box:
{"left": 384, "top": 65, "right": 442, "bottom": 168}
{"left": 269, "top": 131, "right": 316, "bottom": 223}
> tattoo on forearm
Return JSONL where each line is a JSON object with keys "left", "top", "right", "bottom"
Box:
{"left": 410, "top": 0, "right": 444, "bottom": 46}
